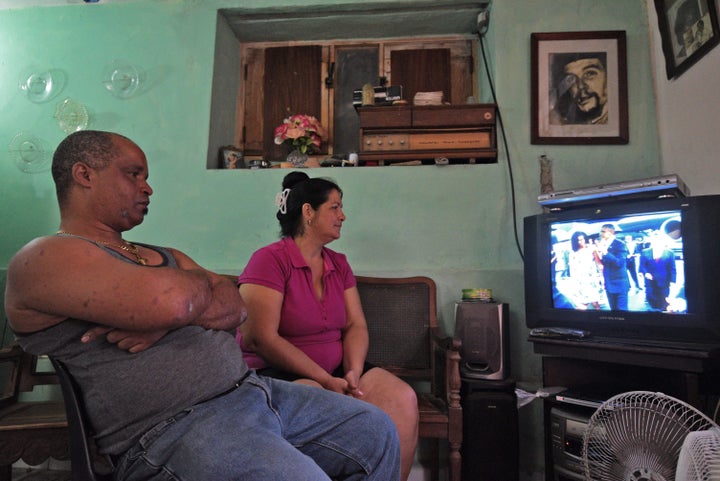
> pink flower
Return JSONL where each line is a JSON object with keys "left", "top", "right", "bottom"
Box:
{"left": 273, "top": 114, "right": 327, "bottom": 154}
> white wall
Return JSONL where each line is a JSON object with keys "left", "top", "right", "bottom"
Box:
{"left": 647, "top": 0, "right": 720, "bottom": 195}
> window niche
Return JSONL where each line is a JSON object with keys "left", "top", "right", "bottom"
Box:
{"left": 207, "top": 1, "right": 490, "bottom": 169}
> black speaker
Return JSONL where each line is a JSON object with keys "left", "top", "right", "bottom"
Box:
{"left": 461, "top": 379, "right": 519, "bottom": 481}
{"left": 454, "top": 302, "right": 509, "bottom": 380}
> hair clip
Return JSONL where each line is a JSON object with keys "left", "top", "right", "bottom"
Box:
{"left": 275, "top": 188, "right": 290, "bottom": 214}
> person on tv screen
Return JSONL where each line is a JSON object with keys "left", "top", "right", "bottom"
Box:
{"left": 639, "top": 232, "right": 677, "bottom": 312}
{"left": 568, "top": 231, "right": 604, "bottom": 309}
{"left": 624, "top": 235, "right": 642, "bottom": 291}
{"left": 597, "top": 224, "right": 630, "bottom": 310}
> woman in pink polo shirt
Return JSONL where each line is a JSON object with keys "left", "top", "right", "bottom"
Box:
{"left": 236, "top": 171, "right": 418, "bottom": 481}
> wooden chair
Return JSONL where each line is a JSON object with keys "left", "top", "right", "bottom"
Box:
{"left": 0, "top": 344, "right": 68, "bottom": 481}
{"left": 355, "top": 276, "right": 463, "bottom": 481}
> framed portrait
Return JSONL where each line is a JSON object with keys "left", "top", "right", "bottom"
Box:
{"left": 219, "top": 146, "right": 244, "bottom": 169}
{"left": 531, "top": 31, "right": 628, "bottom": 145}
{"left": 654, "top": 0, "right": 720, "bottom": 79}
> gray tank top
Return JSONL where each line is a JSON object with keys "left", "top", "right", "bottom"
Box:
{"left": 15, "top": 238, "right": 248, "bottom": 455}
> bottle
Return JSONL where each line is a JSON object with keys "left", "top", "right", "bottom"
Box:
{"left": 362, "top": 83, "right": 375, "bottom": 106}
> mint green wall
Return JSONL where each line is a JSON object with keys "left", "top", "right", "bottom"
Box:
{"left": 0, "top": 0, "right": 659, "bottom": 477}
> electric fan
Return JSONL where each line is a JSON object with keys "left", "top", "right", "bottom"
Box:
{"left": 675, "top": 427, "right": 720, "bottom": 481}
{"left": 582, "top": 391, "right": 719, "bottom": 481}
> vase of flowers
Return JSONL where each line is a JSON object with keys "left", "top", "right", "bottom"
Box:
{"left": 273, "top": 114, "right": 327, "bottom": 167}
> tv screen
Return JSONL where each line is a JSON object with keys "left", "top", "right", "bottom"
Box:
{"left": 550, "top": 210, "right": 684, "bottom": 313}
{"left": 524, "top": 194, "right": 720, "bottom": 346}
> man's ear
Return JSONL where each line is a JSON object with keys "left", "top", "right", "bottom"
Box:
{"left": 71, "top": 162, "right": 93, "bottom": 187}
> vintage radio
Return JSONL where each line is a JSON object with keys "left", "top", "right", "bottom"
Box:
{"left": 357, "top": 104, "right": 497, "bottom": 164}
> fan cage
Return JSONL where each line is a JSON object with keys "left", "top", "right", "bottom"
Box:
{"left": 582, "top": 391, "right": 719, "bottom": 481}
{"left": 675, "top": 427, "right": 720, "bottom": 481}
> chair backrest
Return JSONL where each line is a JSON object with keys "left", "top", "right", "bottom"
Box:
{"left": 355, "top": 276, "right": 437, "bottom": 379}
{"left": 50, "top": 358, "right": 113, "bottom": 481}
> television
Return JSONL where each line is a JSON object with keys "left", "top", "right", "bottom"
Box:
{"left": 524, "top": 194, "right": 720, "bottom": 347}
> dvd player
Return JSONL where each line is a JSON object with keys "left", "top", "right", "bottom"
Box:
{"left": 538, "top": 174, "right": 689, "bottom": 209}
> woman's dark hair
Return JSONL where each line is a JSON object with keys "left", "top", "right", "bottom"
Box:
{"left": 571, "top": 231, "right": 588, "bottom": 252}
{"left": 277, "top": 171, "right": 342, "bottom": 237}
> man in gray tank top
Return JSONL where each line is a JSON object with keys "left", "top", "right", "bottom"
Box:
{"left": 4, "top": 130, "right": 400, "bottom": 481}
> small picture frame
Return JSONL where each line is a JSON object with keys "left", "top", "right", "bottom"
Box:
{"left": 531, "top": 31, "right": 629, "bottom": 145}
{"left": 220, "top": 146, "right": 244, "bottom": 169}
{"left": 654, "top": 0, "right": 720, "bottom": 79}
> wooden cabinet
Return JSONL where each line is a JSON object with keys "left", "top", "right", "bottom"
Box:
{"left": 531, "top": 337, "right": 720, "bottom": 481}
{"left": 357, "top": 104, "right": 497, "bottom": 165}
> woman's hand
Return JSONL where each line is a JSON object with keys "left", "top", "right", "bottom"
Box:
{"left": 321, "top": 375, "right": 350, "bottom": 394}
{"left": 343, "top": 369, "right": 364, "bottom": 398}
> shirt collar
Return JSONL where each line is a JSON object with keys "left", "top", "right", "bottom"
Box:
{"left": 282, "top": 236, "right": 336, "bottom": 273}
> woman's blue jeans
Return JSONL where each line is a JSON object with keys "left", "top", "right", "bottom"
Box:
{"left": 113, "top": 372, "right": 400, "bottom": 480}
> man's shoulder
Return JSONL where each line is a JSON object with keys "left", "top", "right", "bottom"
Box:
{"left": 6, "top": 236, "right": 69, "bottom": 334}
{"left": 9, "top": 235, "right": 60, "bottom": 265}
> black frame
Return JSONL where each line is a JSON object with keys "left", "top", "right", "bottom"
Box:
{"left": 220, "top": 146, "right": 244, "bottom": 169}
{"left": 531, "top": 31, "right": 629, "bottom": 145}
{"left": 654, "top": 0, "right": 720, "bottom": 79}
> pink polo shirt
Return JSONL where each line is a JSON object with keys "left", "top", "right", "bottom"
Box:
{"left": 236, "top": 237, "right": 356, "bottom": 372}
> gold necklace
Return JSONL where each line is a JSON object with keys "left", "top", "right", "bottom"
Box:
{"left": 56, "top": 230, "right": 148, "bottom": 265}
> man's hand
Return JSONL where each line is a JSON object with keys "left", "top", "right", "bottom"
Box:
{"left": 81, "top": 326, "right": 169, "bottom": 353}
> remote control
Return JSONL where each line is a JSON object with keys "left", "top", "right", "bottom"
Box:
{"left": 530, "top": 327, "right": 591, "bottom": 339}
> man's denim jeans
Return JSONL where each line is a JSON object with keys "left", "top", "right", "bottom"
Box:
{"left": 114, "top": 372, "right": 401, "bottom": 480}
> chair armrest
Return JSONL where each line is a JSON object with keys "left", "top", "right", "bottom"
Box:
{"left": 430, "top": 327, "right": 461, "bottom": 351}
{"left": 429, "top": 327, "right": 462, "bottom": 410}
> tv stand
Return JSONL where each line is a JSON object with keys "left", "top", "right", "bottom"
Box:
{"left": 530, "top": 335, "right": 720, "bottom": 372}
{"left": 530, "top": 337, "right": 720, "bottom": 481}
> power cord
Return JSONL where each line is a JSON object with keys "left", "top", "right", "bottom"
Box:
{"left": 477, "top": 30, "right": 524, "bottom": 261}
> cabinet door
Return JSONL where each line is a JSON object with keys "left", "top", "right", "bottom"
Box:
{"left": 390, "top": 48, "right": 451, "bottom": 104}
{"left": 262, "top": 45, "right": 323, "bottom": 161}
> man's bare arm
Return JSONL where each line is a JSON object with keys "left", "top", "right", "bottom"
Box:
{"left": 169, "top": 248, "right": 246, "bottom": 331}
{"left": 5, "top": 236, "right": 214, "bottom": 334}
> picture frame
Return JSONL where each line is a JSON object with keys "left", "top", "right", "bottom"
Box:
{"left": 219, "top": 146, "right": 244, "bottom": 169}
{"left": 531, "top": 31, "right": 628, "bottom": 145}
{"left": 654, "top": 0, "right": 720, "bottom": 79}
